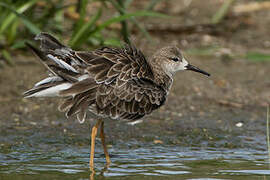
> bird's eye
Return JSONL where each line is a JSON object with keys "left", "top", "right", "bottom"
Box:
{"left": 171, "top": 57, "right": 181, "bottom": 62}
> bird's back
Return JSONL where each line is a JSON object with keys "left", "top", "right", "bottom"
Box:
{"left": 24, "top": 33, "right": 167, "bottom": 123}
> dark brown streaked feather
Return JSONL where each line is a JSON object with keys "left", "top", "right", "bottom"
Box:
{"left": 35, "top": 32, "right": 66, "bottom": 51}
{"left": 48, "top": 65, "right": 78, "bottom": 82}
{"left": 58, "top": 98, "right": 73, "bottom": 112}
{"left": 24, "top": 32, "right": 170, "bottom": 123}
{"left": 60, "top": 78, "right": 97, "bottom": 96}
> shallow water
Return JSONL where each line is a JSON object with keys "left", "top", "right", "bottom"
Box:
{"left": 1, "top": 141, "right": 270, "bottom": 180}
{"left": 0, "top": 106, "right": 269, "bottom": 180}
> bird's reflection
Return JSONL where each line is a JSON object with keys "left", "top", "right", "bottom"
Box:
{"left": 90, "top": 162, "right": 110, "bottom": 180}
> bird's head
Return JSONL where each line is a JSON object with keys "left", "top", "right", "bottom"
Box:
{"left": 152, "top": 46, "right": 210, "bottom": 77}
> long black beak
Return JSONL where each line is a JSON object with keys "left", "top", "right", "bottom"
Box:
{"left": 186, "top": 64, "right": 210, "bottom": 76}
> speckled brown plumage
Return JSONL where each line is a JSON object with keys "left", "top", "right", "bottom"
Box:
{"left": 24, "top": 33, "right": 172, "bottom": 123}
{"left": 24, "top": 33, "right": 210, "bottom": 125}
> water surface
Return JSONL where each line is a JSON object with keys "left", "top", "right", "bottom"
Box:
{"left": 1, "top": 140, "right": 269, "bottom": 180}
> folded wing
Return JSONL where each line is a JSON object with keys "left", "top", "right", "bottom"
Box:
{"left": 25, "top": 32, "right": 167, "bottom": 123}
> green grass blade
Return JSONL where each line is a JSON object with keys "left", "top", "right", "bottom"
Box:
{"left": 131, "top": 18, "right": 152, "bottom": 42}
{"left": 124, "top": 0, "right": 134, "bottom": 8}
{"left": 94, "top": 10, "right": 170, "bottom": 34}
{"left": 10, "top": 40, "right": 28, "bottom": 49}
{"left": 146, "top": 0, "right": 163, "bottom": 11}
{"left": 109, "top": 0, "right": 153, "bottom": 42}
{"left": 185, "top": 46, "right": 220, "bottom": 56}
{"left": 113, "top": 0, "right": 130, "bottom": 43}
{"left": 71, "top": 0, "right": 89, "bottom": 39}
{"left": 20, "top": 17, "right": 41, "bottom": 34}
{"left": 1, "top": 49, "right": 14, "bottom": 66}
{"left": 104, "top": 38, "right": 122, "bottom": 47}
{"left": 246, "top": 52, "right": 270, "bottom": 62}
{"left": 87, "top": 32, "right": 104, "bottom": 47}
{"left": 211, "top": 0, "right": 235, "bottom": 24}
{"left": 0, "top": 0, "right": 39, "bottom": 33}
{"left": 69, "top": 8, "right": 102, "bottom": 48}
{"left": 7, "top": 20, "right": 18, "bottom": 44}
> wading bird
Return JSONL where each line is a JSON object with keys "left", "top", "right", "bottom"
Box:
{"left": 24, "top": 32, "right": 210, "bottom": 171}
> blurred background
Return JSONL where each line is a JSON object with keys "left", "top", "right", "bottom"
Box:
{"left": 0, "top": 0, "right": 270, "bottom": 179}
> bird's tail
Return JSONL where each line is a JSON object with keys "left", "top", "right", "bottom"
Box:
{"left": 24, "top": 32, "right": 83, "bottom": 98}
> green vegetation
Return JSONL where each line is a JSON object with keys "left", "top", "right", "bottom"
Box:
{"left": 0, "top": 0, "right": 167, "bottom": 66}
{"left": 1, "top": 0, "right": 268, "bottom": 67}
{"left": 211, "top": 0, "right": 235, "bottom": 24}
{"left": 246, "top": 52, "right": 270, "bottom": 62}
{"left": 185, "top": 46, "right": 221, "bottom": 57}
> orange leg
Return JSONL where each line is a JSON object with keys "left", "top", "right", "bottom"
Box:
{"left": 100, "top": 121, "right": 111, "bottom": 166}
{"left": 90, "top": 119, "right": 102, "bottom": 171}
{"left": 90, "top": 171, "right": 95, "bottom": 180}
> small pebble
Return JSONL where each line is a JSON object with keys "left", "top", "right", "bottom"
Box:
{"left": 236, "top": 122, "right": 243, "bottom": 127}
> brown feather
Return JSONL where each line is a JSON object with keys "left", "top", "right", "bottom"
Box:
{"left": 75, "top": 51, "right": 98, "bottom": 64}
{"left": 25, "top": 33, "right": 169, "bottom": 122}
{"left": 58, "top": 98, "right": 73, "bottom": 112}
{"left": 87, "top": 64, "right": 106, "bottom": 75}
{"left": 60, "top": 78, "right": 97, "bottom": 96}
{"left": 95, "top": 70, "right": 108, "bottom": 83}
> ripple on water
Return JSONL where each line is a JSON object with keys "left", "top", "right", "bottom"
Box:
{"left": 154, "top": 170, "right": 190, "bottom": 175}
{"left": 219, "top": 169, "right": 270, "bottom": 175}
{"left": 0, "top": 146, "right": 270, "bottom": 179}
{"left": 187, "top": 178, "right": 228, "bottom": 180}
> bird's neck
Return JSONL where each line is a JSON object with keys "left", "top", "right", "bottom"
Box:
{"left": 155, "top": 72, "right": 173, "bottom": 92}
{"left": 149, "top": 61, "right": 173, "bottom": 91}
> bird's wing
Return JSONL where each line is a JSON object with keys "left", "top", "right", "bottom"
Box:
{"left": 93, "top": 78, "right": 167, "bottom": 121}
{"left": 75, "top": 44, "right": 155, "bottom": 84}
{"left": 60, "top": 45, "right": 166, "bottom": 121}
{"left": 25, "top": 32, "right": 166, "bottom": 122}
